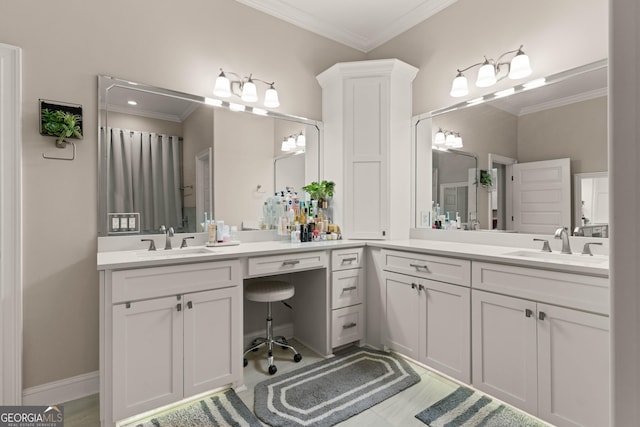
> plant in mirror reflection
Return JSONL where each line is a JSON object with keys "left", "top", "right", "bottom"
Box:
{"left": 302, "top": 180, "right": 335, "bottom": 204}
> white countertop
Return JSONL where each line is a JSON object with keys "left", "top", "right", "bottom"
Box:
{"left": 97, "top": 238, "right": 609, "bottom": 278}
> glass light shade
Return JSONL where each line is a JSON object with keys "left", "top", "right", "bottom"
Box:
{"left": 241, "top": 80, "right": 258, "bottom": 103}
{"left": 508, "top": 52, "right": 532, "bottom": 79}
{"left": 285, "top": 136, "right": 296, "bottom": 151}
{"left": 264, "top": 85, "right": 280, "bottom": 108}
{"left": 450, "top": 74, "right": 469, "bottom": 97}
{"left": 434, "top": 130, "right": 446, "bottom": 145}
{"left": 476, "top": 62, "right": 497, "bottom": 87}
{"left": 453, "top": 134, "right": 463, "bottom": 148}
{"left": 281, "top": 138, "right": 290, "bottom": 152}
{"left": 213, "top": 73, "right": 231, "bottom": 98}
{"left": 445, "top": 133, "right": 456, "bottom": 146}
{"left": 296, "top": 132, "right": 306, "bottom": 147}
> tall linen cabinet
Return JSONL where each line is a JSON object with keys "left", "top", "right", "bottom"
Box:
{"left": 317, "top": 59, "right": 418, "bottom": 240}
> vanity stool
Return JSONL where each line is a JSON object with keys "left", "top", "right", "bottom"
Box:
{"left": 243, "top": 280, "right": 302, "bottom": 375}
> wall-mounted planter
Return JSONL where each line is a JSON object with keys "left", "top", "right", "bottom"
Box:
{"left": 39, "top": 99, "right": 83, "bottom": 148}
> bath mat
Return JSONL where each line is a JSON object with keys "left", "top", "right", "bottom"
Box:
{"left": 415, "top": 386, "right": 550, "bottom": 427}
{"left": 254, "top": 347, "right": 420, "bottom": 426}
{"left": 128, "top": 388, "right": 261, "bottom": 427}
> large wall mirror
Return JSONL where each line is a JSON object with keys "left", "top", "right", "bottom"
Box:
{"left": 98, "top": 76, "right": 321, "bottom": 236}
{"left": 414, "top": 60, "right": 608, "bottom": 234}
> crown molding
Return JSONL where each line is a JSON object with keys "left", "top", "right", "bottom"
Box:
{"left": 519, "top": 87, "right": 607, "bottom": 116}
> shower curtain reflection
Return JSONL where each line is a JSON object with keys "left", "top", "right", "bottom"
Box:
{"left": 108, "top": 128, "right": 183, "bottom": 233}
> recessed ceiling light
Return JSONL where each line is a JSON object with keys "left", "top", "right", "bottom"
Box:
{"left": 127, "top": 100, "right": 137, "bottom": 106}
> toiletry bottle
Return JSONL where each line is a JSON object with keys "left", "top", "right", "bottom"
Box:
{"left": 208, "top": 221, "right": 217, "bottom": 244}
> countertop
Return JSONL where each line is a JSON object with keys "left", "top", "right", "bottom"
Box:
{"left": 97, "top": 238, "right": 609, "bottom": 278}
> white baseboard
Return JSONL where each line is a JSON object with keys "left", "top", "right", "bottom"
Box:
{"left": 243, "top": 322, "right": 294, "bottom": 349}
{"left": 22, "top": 371, "right": 99, "bottom": 405}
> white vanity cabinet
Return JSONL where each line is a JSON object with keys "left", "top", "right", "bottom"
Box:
{"left": 331, "top": 248, "right": 365, "bottom": 348}
{"left": 104, "top": 260, "right": 242, "bottom": 423}
{"left": 381, "top": 249, "right": 471, "bottom": 383}
{"left": 472, "top": 262, "right": 610, "bottom": 427}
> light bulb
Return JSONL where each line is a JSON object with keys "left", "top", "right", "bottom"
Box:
{"left": 476, "top": 60, "right": 497, "bottom": 87}
{"left": 450, "top": 72, "right": 469, "bottom": 97}
{"left": 508, "top": 49, "right": 532, "bottom": 80}
{"left": 264, "top": 84, "right": 280, "bottom": 108}
{"left": 296, "top": 132, "right": 306, "bottom": 147}
{"left": 213, "top": 70, "right": 231, "bottom": 98}
{"left": 434, "top": 130, "right": 446, "bottom": 145}
{"left": 241, "top": 78, "right": 258, "bottom": 103}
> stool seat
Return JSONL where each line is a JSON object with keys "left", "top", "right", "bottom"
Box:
{"left": 245, "top": 280, "right": 294, "bottom": 303}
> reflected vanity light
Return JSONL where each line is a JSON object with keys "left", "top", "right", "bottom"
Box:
{"left": 466, "top": 97, "right": 485, "bottom": 106}
{"left": 433, "top": 128, "right": 463, "bottom": 149}
{"left": 252, "top": 108, "right": 268, "bottom": 116}
{"left": 450, "top": 45, "right": 532, "bottom": 97}
{"left": 494, "top": 88, "right": 515, "bottom": 98}
{"left": 214, "top": 68, "right": 280, "bottom": 108}
{"left": 281, "top": 131, "right": 306, "bottom": 152}
{"left": 204, "top": 97, "right": 223, "bottom": 106}
{"left": 127, "top": 100, "right": 137, "bottom": 106}
{"left": 296, "top": 131, "right": 305, "bottom": 147}
{"left": 229, "top": 102, "right": 245, "bottom": 112}
{"left": 523, "top": 78, "right": 546, "bottom": 90}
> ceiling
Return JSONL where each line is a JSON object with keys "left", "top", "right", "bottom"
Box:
{"left": 233, "top": 0, "right": 457, "bottom": 53}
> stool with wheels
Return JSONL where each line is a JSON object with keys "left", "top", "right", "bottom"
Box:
{"left": 243, "top": 280, "right": 302, "bottom": 375}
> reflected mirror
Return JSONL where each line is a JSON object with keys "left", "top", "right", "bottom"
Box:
{"left": 414, "top": 60, "right": 608, "bottom": 233}
{"left": 98, "top": 76, "right": 321, "bottom": 236}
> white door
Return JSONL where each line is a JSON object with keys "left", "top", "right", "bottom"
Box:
{"left": 472, "top": 290, "right": 538, "bottom": 415}
{"left": 384, "top": 272, "right": 420, "bottom": 360}
{"left": 112, "top": 296, "right": 184, "bottom": 421}
{"left": 0, "top": 43, "right": 22, "bottom": 405}
{"left": 512, "top": 158, "right": 571, "bottom": 234}
{"left": 421, "top": 280, "right": 471, "bottom": 383}
{"left": 183, "top": 287, "right": 241, "bottom": 396}
{"left": 537, "top": 304, "right": 610, "bottom": 427}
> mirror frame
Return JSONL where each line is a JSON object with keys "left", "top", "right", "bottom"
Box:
{"left": 97, "top": 75, "right": 323, "bottom": 236}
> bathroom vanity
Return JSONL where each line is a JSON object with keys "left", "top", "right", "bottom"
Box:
{"left": 97, "top": 236, "right": 609, "bottom": 427}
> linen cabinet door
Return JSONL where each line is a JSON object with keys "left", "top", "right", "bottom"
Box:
{"left": 112, "top": 296, "right": 183, "bottom": 421}
{"left": 183, "top": 287, "right": 242, "bottom": 397}
{"left": 421, "top": 280, "right": 471, "bottom": 383}
{"left": 471, "top": 290, "right": 538, "bottom": 415}
{"left": 383, "top": 272, "right": 420, "bottom": 360}
{"left": 537, "top": 304, "right": 610, "bottom": 427}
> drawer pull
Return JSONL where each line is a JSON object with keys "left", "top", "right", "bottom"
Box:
{"left": 538, "top": 311, "right": 547, "bottom": 321}
{"left": 343, "top": 322, "right": 357, "bottom": 329}
{"left": 187, "top": 301, "right": 193, "bottom": 310}
{"left": 343, "top": 286, "right": 357, "bottom": 292}
{"left": 282, "top": 259, "right": 301, "bottom": 266}
{"left": 409, "top": 263, "right": 430, "bottom": 272}
{"left": 525, "top": 309, "right": 533, "bottom": 318}
{"left": 341, "top": 257, "right": 357, "bottom": 263}
{"left": 177, "top": 303, "right": 182, "bottom": 312}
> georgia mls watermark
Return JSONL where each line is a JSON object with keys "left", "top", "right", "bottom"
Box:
{"left": 0, "top": 405, "right": 63, "bottom": 427}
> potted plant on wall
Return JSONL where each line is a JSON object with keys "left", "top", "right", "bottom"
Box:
{"left": 478, "top": 170, "right": 493, "bottom": 189}
{"left": 41, "top": 108, "right": 83, "bottom": 148}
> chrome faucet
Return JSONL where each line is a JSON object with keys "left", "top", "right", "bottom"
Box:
{"left": 160, "top": 225, "right": 175, "bottom": 250}
{"left": 554, "top": 227, "right": 572, "bottom": 254}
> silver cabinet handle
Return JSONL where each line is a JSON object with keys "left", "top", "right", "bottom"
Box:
{"left": 538, "top": 311, "right": 546, "bottom": 320}
{"left": 282, "top": 259, "right": 301, "bottom": 266}
{"left": 409, "top": 263, "right": 430, "bottom": 271}
{"left": 341, "top": 257, "right": 357, "bottom": 263}
{"left": 343, "top": 322, "right": 357, "bottom": 329}
{"left": 343, "top": 286, "right": 357, "bottom": 292}
{"left": 525, "top": 308, "right": 534, "bottom": 318}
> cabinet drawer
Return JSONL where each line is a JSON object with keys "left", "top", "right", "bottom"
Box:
{"left": 247, "top": 251, "right": 327, "bottom": 277}
{"left": 472, "top": 262, "right": 609, "bottom": 315}
{"left": 382, "top": 249, "right": 471, "bottom": 286}
{"left": 111, "top": 260, "right": 241, "bottom": 304}
{"left": 331, "top": 247, "right": 364, "bottom": 271}
{"left": 332, "top": 305, "right": 364, "bottom": 348}
{"left": 332, "top": 269, "right": 364, "bottom": 309}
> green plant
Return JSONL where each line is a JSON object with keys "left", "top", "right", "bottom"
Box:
{"left": 479, "top": 170, "right": 493, "bottom": 188}
{"left": 302, "top": 180, "right": 336, "bottom": 202}
{"left": 41, "top": 109, "right": 83, "bottom": 146}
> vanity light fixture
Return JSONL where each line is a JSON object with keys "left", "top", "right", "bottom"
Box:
{"left": 214, "top": 68, "right": 280, "bottom": 108}
{"left": 450, "top": 45, "right": 532, "bottom": 98}
{"left": 433, "top": 128, "right": 463, "bottom": 149}
{"left": 281, "top": 131, "right": 306, "bottom": 152}
{"left": 296, "top": 131, "right": 305, "bottom": 147}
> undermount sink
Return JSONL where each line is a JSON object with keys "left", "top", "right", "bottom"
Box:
{"left": 504, "top": 250, "right": 608, "bottom": 266}
{"left": 136, "top": 247, "right": 213, "bottom": 257}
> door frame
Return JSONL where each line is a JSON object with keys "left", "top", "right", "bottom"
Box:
{"left": 0, "top": 43, "right": 22, "bottom": 404}
{"left": 487, "top": 154, "right": 517, "bottom": 230}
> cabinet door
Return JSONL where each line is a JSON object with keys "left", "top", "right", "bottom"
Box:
{"left": 344, "top": 77, "right": 388, "bottom": 239}
{"left": 472, "top": 290, "right": 538, "bottom": 415}
{"left": 537, "top": 304, "right": 610, "bottom": 427}
{"left": 183, "top": 287, "right": 241, "bottom": 397}
{"left": 112, "top": 296, "right": 183, "bottom": 421}
{"left": 421, "top": 280, "right": 471, "bottom": 383}
{"left": 383, "top": 272, "right": 420, "bottom": 360}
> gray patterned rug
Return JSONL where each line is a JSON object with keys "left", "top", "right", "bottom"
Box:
{"left": 415, "top": 386, "right": 551, "bottom": 427}
{"left": 129, "top": 389, "right": 261, "bottom": 427}
{"left": 254, "top": 347, "right": 421, "bottom": 426}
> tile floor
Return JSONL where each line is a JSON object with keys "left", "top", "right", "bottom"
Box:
{"left": 63, "top": 340, "right": 459, "bottom": 427}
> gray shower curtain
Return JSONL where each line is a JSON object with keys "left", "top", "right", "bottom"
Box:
{"left": 108, "top": 128, "right": 183, "bottom": 232}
